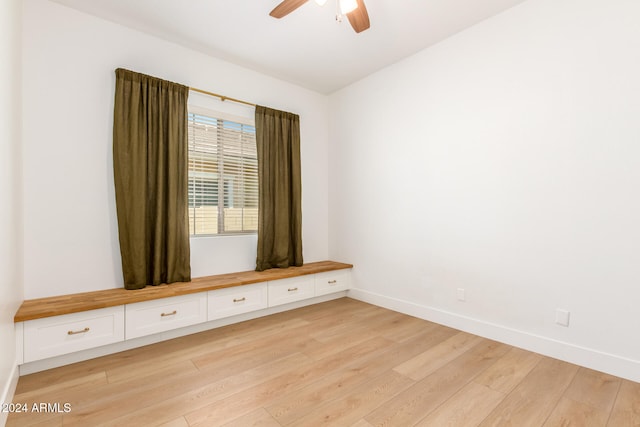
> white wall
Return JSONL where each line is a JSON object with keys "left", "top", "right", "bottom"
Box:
{"left": 0, "top": 0, "right": 23, "bottom": 416}
{"left": 329, "top": 0, "right": 640, "bottom": 381}
{"left": 22, "top": 0, "right": 329, "bottom": 298}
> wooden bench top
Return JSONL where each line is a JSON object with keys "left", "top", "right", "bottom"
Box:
{"left": 14, "top": 261, "right": 353, "bottom": 322}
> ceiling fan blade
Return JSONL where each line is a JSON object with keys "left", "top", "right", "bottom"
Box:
{"left": 269, "top": 0, "right": 309, "bottom": 18}
{"left": 346, "top": 0, "right": 370, "bottom": 33}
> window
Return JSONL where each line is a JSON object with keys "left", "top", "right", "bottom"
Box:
{"left": 187, "top": 108, "right": 258, "bottom": 235}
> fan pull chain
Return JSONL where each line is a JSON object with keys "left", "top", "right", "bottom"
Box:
{"left": 335, "top": 0, "right": 343, "bottom": 23}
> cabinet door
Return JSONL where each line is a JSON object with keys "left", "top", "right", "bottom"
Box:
{"left": 125, "top": 293, "right": 207, "bottom": 339}
{"left": 268, "top": 275, "right": 315, "bottom": 307}
{"left": 208, "top": 283, "right": 268, "bottom": 321}
{"left": 315, "top": 269, "right": 351, "bottom": 296}
{"left": 23, "top": 306, "right": 125, "bottom": 363}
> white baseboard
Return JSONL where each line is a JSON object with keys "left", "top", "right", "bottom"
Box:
{"left": 18, "top": 292, "right": 346, "bottom": 375}
{"left": 348, "top": 288, "right": 640, "bottom": 383}
{"left": 0, "top": 361, "right": 20, "bottom": 427}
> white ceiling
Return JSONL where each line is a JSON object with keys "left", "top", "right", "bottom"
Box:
{"left": 50, "top": 0, "right": 528, "bottom": 94}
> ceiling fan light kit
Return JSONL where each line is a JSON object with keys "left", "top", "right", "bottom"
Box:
{"left": 270, "top": 0, "right": 370, "bottom": 34}
{"left": 339, "top": 0, "right": 358, "bottom": 14}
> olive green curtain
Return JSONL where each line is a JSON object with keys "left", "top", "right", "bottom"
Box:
{"left": 113, "top": 68, "right": 191, "bottom": 290}
{"left": 255, "top": 105, "right": 303, "bottom": 271}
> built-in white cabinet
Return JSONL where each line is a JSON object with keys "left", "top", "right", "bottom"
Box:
{"left": 18, "top": 269, "right": 350, "bottom": 365}
{"left": 268, "top": 275, "right": 316, "bottom": 307}
{"left": 125, "top": 293, "right": 208, "bottom": 339}
{"left": 208, "top": 283, "right": 268, "bottom": 321}
{"left": 315, "top": 269, "right": 351, "bottom": 296}
{"left": 23, "top": 306, "right": 125, "bottom": 363}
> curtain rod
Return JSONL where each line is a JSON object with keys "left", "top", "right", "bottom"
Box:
{"left": 189, "top": 87, "right": 256, "bottom": 107}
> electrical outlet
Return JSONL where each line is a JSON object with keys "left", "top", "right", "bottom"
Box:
{"left": 456, "top": 288, "right": 466, "bottom": 302}
{"left": 556, "top": 309, "right": 570, "bottom": 327}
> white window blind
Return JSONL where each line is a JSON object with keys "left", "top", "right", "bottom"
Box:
{"left": 187, "top": 108, "right": 258, "bottom": 235}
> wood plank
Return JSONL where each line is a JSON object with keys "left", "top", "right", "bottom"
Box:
{"left": 281, "top": 370, "right": 414, "bottom": 427}
{"left": 393, "top": 331, "right": 483, "bottom": 381}
{"left": 157, "top": 417, "right": 189, "bottom": 427}
{"left": 221, "top": 408, "right": 280, "bottom": 427}
{"left": 308, "top": 306, "right": 395, "bottom": 343}
{"left": 194, "top": 334, "right": 318, "bottom": 376}
{"left": 8, "top": 372, "right": 108, "bottom": 426}
{"left": 543, "top": 397, "right": 609, "bottom": 427}
{"left": 607, "top": 379, "right": 640, "bottom": 426}
{"left": 414, "top": 382, "right": 506, "bottom": 427}
{"left": 303, "top": 325, "right": 380, "bottom": 360}
{"left": 107, "top": 359, "right": 199, "bottom": 385}
{"left": 61, "top": 312, "right": 332, "bottom": 424}
{"left": 478, "top": 358, "right": 580, "bottom": 427}
{"left": 13, "top": 372, "right": 107, "bottom": 402}
{"left": 365, "top": 339, "right": 510, "bottom": 426}
{"left": 48, "top": 361, "right": 210, "bottom": 426}
{"left": 378, "top": 316, "right": 444, "bottom": 343}
{"left": 564, "top": 368, "right": 621, "bottom": 413}
{"left": 474, "top": 347, "right": 542, "bottom": 394}
{"left": 344, "top": 310, "right": 440, "bottom": 345}
{"left": 45, "top": 323, "right": 313, "bottom": 424}
{"left": 182, "top": 338, "right": 401, "bottom": 427}
{"left": 300, "top": 307, "right": 405, "bottom": 360}
{"left": 266, "top": 326, "right": 455, "bottom": 425}
{"left": 290, "top": 297, "right": 376, "bottom": 323}
{"left": 14, "top": 261, "right": 353, "bottom": 321}
{"left": 106, "top": 336, "right": 395, "bottom": 427}
{"left": 66, "top": 352, "right": 313, "bottom": 426}
{"left": 7, "top": 416, "right": 63, "bottom": 427}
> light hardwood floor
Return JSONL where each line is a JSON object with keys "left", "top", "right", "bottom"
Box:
{"left": 7, "top": 298, "right": 640, "bottom": 426}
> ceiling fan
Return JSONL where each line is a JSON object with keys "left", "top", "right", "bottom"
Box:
{"left": 269, "top": 0, "right": 370, "bottom": 34}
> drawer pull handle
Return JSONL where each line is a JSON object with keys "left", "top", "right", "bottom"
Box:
{"left": 288, "top": 287, "right": 298, "bottom": 292}
{"left": 68, "top": 327, "right": 90, "bottom": 335}
{"left": 161, "top": 310, "right": 177, "bottom": 317}
{"left": 328, "top": 280, "right": 337, "bottom": 284}
{"left": 233, "top": 297, "right": 246, "bottom": 303}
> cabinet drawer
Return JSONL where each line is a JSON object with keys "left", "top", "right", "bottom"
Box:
{"left": 315, "top": 269, "right": 351, "bottom": 296}
{"left": 268, "top": 275, "right": 315, "bottom": 307}
{"left": 125, "top": 293, "right": 207, "bottom": 339}
{"left": 208, "top": 283, "right": 268, "bottom": 321}
{"left": 23, "top": 306, "right": 124, "bottom": 363}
